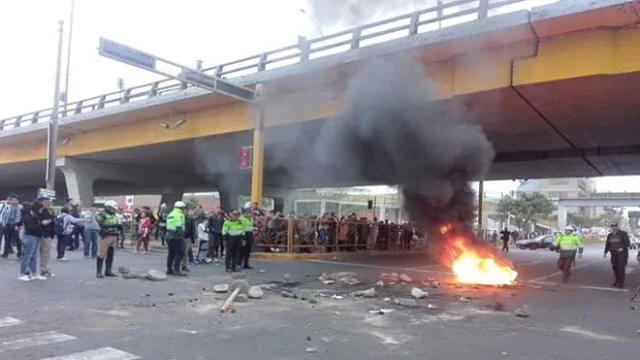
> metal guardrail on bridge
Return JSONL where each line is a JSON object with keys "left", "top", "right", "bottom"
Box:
{"left": 0, "top": 0, "right": 528, "bottom": 133}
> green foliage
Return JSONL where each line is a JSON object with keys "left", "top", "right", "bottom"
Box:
{"left": 496, "top": 192, "right": 556, "bottom": 231}
{"left": 185, "top": 197, "right": 200, "bottom": 211}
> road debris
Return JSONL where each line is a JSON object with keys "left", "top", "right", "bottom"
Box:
{"left": 235, "top": 293, "right": 249, "bottom": 303}
{"left": 493, "top": 302, "right": 505, "bottom": 311}
{"left": 214, "top": 284, "right": 230, "bottom": 293}
{"left": 399, "top": 273, "right": 413, "bottom": 283}
{"left": 318, "top": 272, "right": 361, "bottom": 285}
{"left": 281, "top": 290, "right": 296, "bottom": 298}
{"left": 394, "top": 298, "right": 419, "bottom": 308}
{"left": 411, "top": 287, "right": 428, "bottom": 299}
{"left": 376, "top": 280, "right": 385, "bottom": 287}
{"left": 305, "top": 347, "right": 318, "bottom": 353}
{"left": 514, "top": 305, "right": 530, "bottom": 318}
{"left": 369, "top": 309, "right": 394, "bottom": 315}
{"left": 248, "top": 286, "right": 264, "bottom": 299}
{"left": 353, "top": 288, "right": 376, "bottom": 298}
{"left": 283, "top": 273, "right": 292, "bottom": 283}
{"left": 332, "top": 295, "right": 344, "bottom": 300}
{"left": 146, "top": 269, "right": 168, "bottom": 281}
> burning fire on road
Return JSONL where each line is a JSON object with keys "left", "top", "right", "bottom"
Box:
{"left": 440, "top": 225, "right": 518, "bottom": 286}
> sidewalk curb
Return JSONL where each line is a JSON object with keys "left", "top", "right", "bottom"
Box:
{"left": 124, "top": 240, "right": 428, "bottom": 261}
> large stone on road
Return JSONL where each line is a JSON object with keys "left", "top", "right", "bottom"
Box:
{"left": 146, "top": 269, "right": 167, "bottom": 281}
{"left": 248, "top": 286, "right": 264, "bottom": 299}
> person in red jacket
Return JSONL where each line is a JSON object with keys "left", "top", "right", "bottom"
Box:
{"left": 136, "top": 211, "right": 152, "bottom": 253}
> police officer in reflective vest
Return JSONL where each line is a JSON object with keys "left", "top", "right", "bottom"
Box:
{"left": 237, "top": 208, "right": 255, "bottom": 269}
{"left": 166, "top": 201, "right": 187, "bottom": 276}
{"left": 552, "top": 226, "right": 583, "bottom": 283}
{"left": 95, "top": 200, "right": 123, "bottom": 278}
{"left": 604, "top": 221, "right": 631, "bottom": 288}
{"left": 222, "top": 210, "right": 244, "bottom": 273}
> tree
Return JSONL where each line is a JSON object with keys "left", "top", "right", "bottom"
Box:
{"left": 185, "top": 196, "right": 200, "bottom": 211}
{"left": 494, "top": 196, "right": 516, "bottom": 228}
{"left": 567, "top": 212, "right": 601, "bottom": 228}
{"left": 496, "top": 192, "right": 556, "bottom": 231}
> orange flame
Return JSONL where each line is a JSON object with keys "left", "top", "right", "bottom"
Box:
{"left": 439, "top": 225, "right": 517, "bottom": 285}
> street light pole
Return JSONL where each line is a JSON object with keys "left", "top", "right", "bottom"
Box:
{"left": 299, "top": 9, "right": 324, "bottom": 37}
{"left": 46, "top": 20, "right": 65, "bottom": 191}
{"left": 63, "top": 0, "right": 76, "bottom": 115}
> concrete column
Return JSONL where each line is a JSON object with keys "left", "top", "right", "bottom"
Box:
{"left": 251, "top": 85, "right": 265, "bottom": 204}
{"left": 320, "top": 199, "right": 326, "bottom": 216}
{"left": 557, "top": 206, "right": 568, "bottom": 230}
{"left": 56, "top": 158, "right": 95, "bottom": 206}
{"left": 379, "top": 206, "right": 386, "bottom": 221}
{"left": 160, "top": 192, "right": 184, "bottom": 209}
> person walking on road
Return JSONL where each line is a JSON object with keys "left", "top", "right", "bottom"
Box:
{"left": 95, "top": 200, "right": 122, "bottom": 278}
{"left": 604, "top": 222, "right": 630, "bottom": 288}
{"left": 165, "top": 201, "right": 187, "bottom": 276}
{"left": 500, "top": 228, "right": 510, "bottom": 252}
{"left": 553, "top": 226, "right": 583, "bottom": 283}
{"left": 1, "top": 194, "right": 23, "bottom": 259}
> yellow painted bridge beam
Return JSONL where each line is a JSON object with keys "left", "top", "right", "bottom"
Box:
{"left": 0, "top": 101, "right": 252, "bottom": 165}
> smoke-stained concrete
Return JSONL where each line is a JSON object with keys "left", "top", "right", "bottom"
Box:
{"left": 264, "top": 56, "right": 494, "bottom": 235}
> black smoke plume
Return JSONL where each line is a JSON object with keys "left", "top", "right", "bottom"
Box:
{"left": 304, "top": 57, "right": 494, "bottom": 235}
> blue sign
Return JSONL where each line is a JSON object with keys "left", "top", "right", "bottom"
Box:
{"left": 183, "top": 69, "right": 255, "bottom": 102}
{"left": 99, "top": 38, "right": 156, "bottom": 71}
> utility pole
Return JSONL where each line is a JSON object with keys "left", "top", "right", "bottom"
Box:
{"left": 63, "top": 0, "right": 76, "bottom": 115}
{"left": 46, "top": 20, "right": 65, "bottom": 191}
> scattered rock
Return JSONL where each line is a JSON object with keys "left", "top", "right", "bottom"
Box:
{"left": 399, "top": 273, "right": 413, "bottom": 282}
{"left": 431, "top": 281, "right": 442, "bottom": 288}
{"left": 296, "top": 290, "right": 313, "bottom": 300}
{"left": 501, "top": 352, "right": 508, "bottom": 356}
{"left": 376, "top": 280, "right": 385, "bottom": 287}
{"left": 493, "top": 302, "right": 505, "bottom": 311}
{"left": 168, "top": 293, "right": 174, "bottom": 296}
{"left": 411, "top": 287, "right": 428, "bottom": 299}
{"left": 380, "top": 272, "right": 399, "bottom": 282}
{"left": 309, "top": 298, "right": 319, "bottom": 304}
{"left": 214, "top": 284, "right": 230, "bottom": 293}
{"left": 140, "top": 293, "right": 151, "bottom": 297}
{"left": 427, "top": 303, "right": 437, "bottom": 309}
{"left": 394, "top": 298, "right": 419, "bottom": 308}
{"left": 306, "top": 347, "right": 318, "bottom": 353}
{"left": 230, "top": 307, "right": 236, "bottom": 313}
{"left": 331, "top": 295, "right": 344, "bottom": 300}
{"left": 117, "top": 266, "right": 130, "bottom": 275}
{"left": 146, "top": 269, "right": 167, "bottom": 281}
{"left": 306, "top": 336, "right": 312, "bottom": 341}
{"left": 630, "top": 305, "right": 638, "bottom": 311}
{"left": 322, "top": 280, "right": 336, "bottom": 285}
{"left": 259, "top": 269, "right": 266, "bottom": 273}
{"left": 281, "top": 290, "right": 296, "bottom": 298}
{"left": 369, "top": 309, "right": 394, "bottom": 315}
{"left": 459, "top": 296, "right": 471, "bottom": 303}
{"left": 333, "top": 311, "right": 340, "bottom": 316}
{"left": 260, "top": 284, "right": 276, "bottom": 290}
{"left": 514, "top": 305, "right": 530, "bottom": 318}
{"left": 235, "top": 293, "right": 249, "bottom": 303}
{"left": 248, "top": 286, "right": 264, "bottom": 299}
{"left": 383, "top": 297, "right": 391, "bottom": 302}
{"left": 353, "top": 288, "right": 376, "bottom": 298}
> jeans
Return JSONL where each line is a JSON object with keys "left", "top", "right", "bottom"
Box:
{"left": 83, "top": 229, "right": 99, "bottom": 257}
{"left": 57, "top": 234, "right": 69, "bottom": 259}
{"left": 20, "top": 235, "right": 40, "bottom": 276}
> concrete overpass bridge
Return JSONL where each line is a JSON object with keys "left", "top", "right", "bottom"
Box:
{"left": 2, "top": 0, "right": 640, "bottom": 208}
{"left": 556, "top": 192, "right": 640, "bottom": 229}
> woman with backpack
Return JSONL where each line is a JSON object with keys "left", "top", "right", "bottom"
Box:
{"left": 55, "top": 208, "right": 85, "bottom": 261}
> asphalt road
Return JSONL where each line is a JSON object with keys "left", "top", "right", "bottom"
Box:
{"left": 0, "top": 244, "right": 638, "bottom": 360}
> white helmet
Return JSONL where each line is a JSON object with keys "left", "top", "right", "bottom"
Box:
{"left": 105, "top": 200, "right": 118, "bottom": 209}
{"left": 564, "top": 226, "right": 574, "bottom": 231}
{"left": 174, "top": 201, "right": 186, "bottom": 208}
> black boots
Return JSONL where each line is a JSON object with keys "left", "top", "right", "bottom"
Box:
{"left": 97, "top": 247, "right": 117, "bottom": 279}
{"left": 96, "top": 257, "right": 104, "bottom": 278}
{"left": 105, "top": 247, "right": 116, "bottom": 277}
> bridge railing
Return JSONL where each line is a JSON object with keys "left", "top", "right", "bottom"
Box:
{"left": 0, "top": 0, "right": 528, "bottom": 133}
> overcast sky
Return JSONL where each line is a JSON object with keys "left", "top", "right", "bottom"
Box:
{"left": 1, "top": 0, "right": 638, "bottom": 194}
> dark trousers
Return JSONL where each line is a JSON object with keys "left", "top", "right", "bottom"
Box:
{"left": 207, "top": 233, "right": 223, "bottom": 258}
{"left": 57, "top": 234, "right": 69, "bottom": 259}
{"left": 239, "top": 233, "right": 254, "bottom": 267}
{"left": 2, "top": 224, "right": 21, "bottom": 257}
{"left": 501, "top": 240, "right": 509, "bottom": 252}
{"left": 71, "top": 226, "right": 83, "bottom": 250}
{"left": 611, "top": 252, "right": 627, "bottom": 287}
{"left": 557, "top": 250, "right": 577, "bottom": 283}
{"left": 166, "top": 239, "right": 184, "bottom": 273}
{"left": 225, "top": 236, "right": 241, "bottom": 271}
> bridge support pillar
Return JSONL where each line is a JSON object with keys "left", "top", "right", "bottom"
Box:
{"left": 557, "top": 206, "right": 568, "bottom": 230}
{"left": 56, "top": 158, "right": 95, "bottom": 207}
{"left": 251, "top": 85, "right": 265, "bottom": 205}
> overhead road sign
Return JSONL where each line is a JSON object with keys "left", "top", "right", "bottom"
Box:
{"left": 98, "top": 37, "right": 255, "bottom": 103}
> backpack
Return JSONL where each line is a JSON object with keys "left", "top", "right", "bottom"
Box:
{"left": 54, "top": 216, "right": 66, "bottom": 235}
